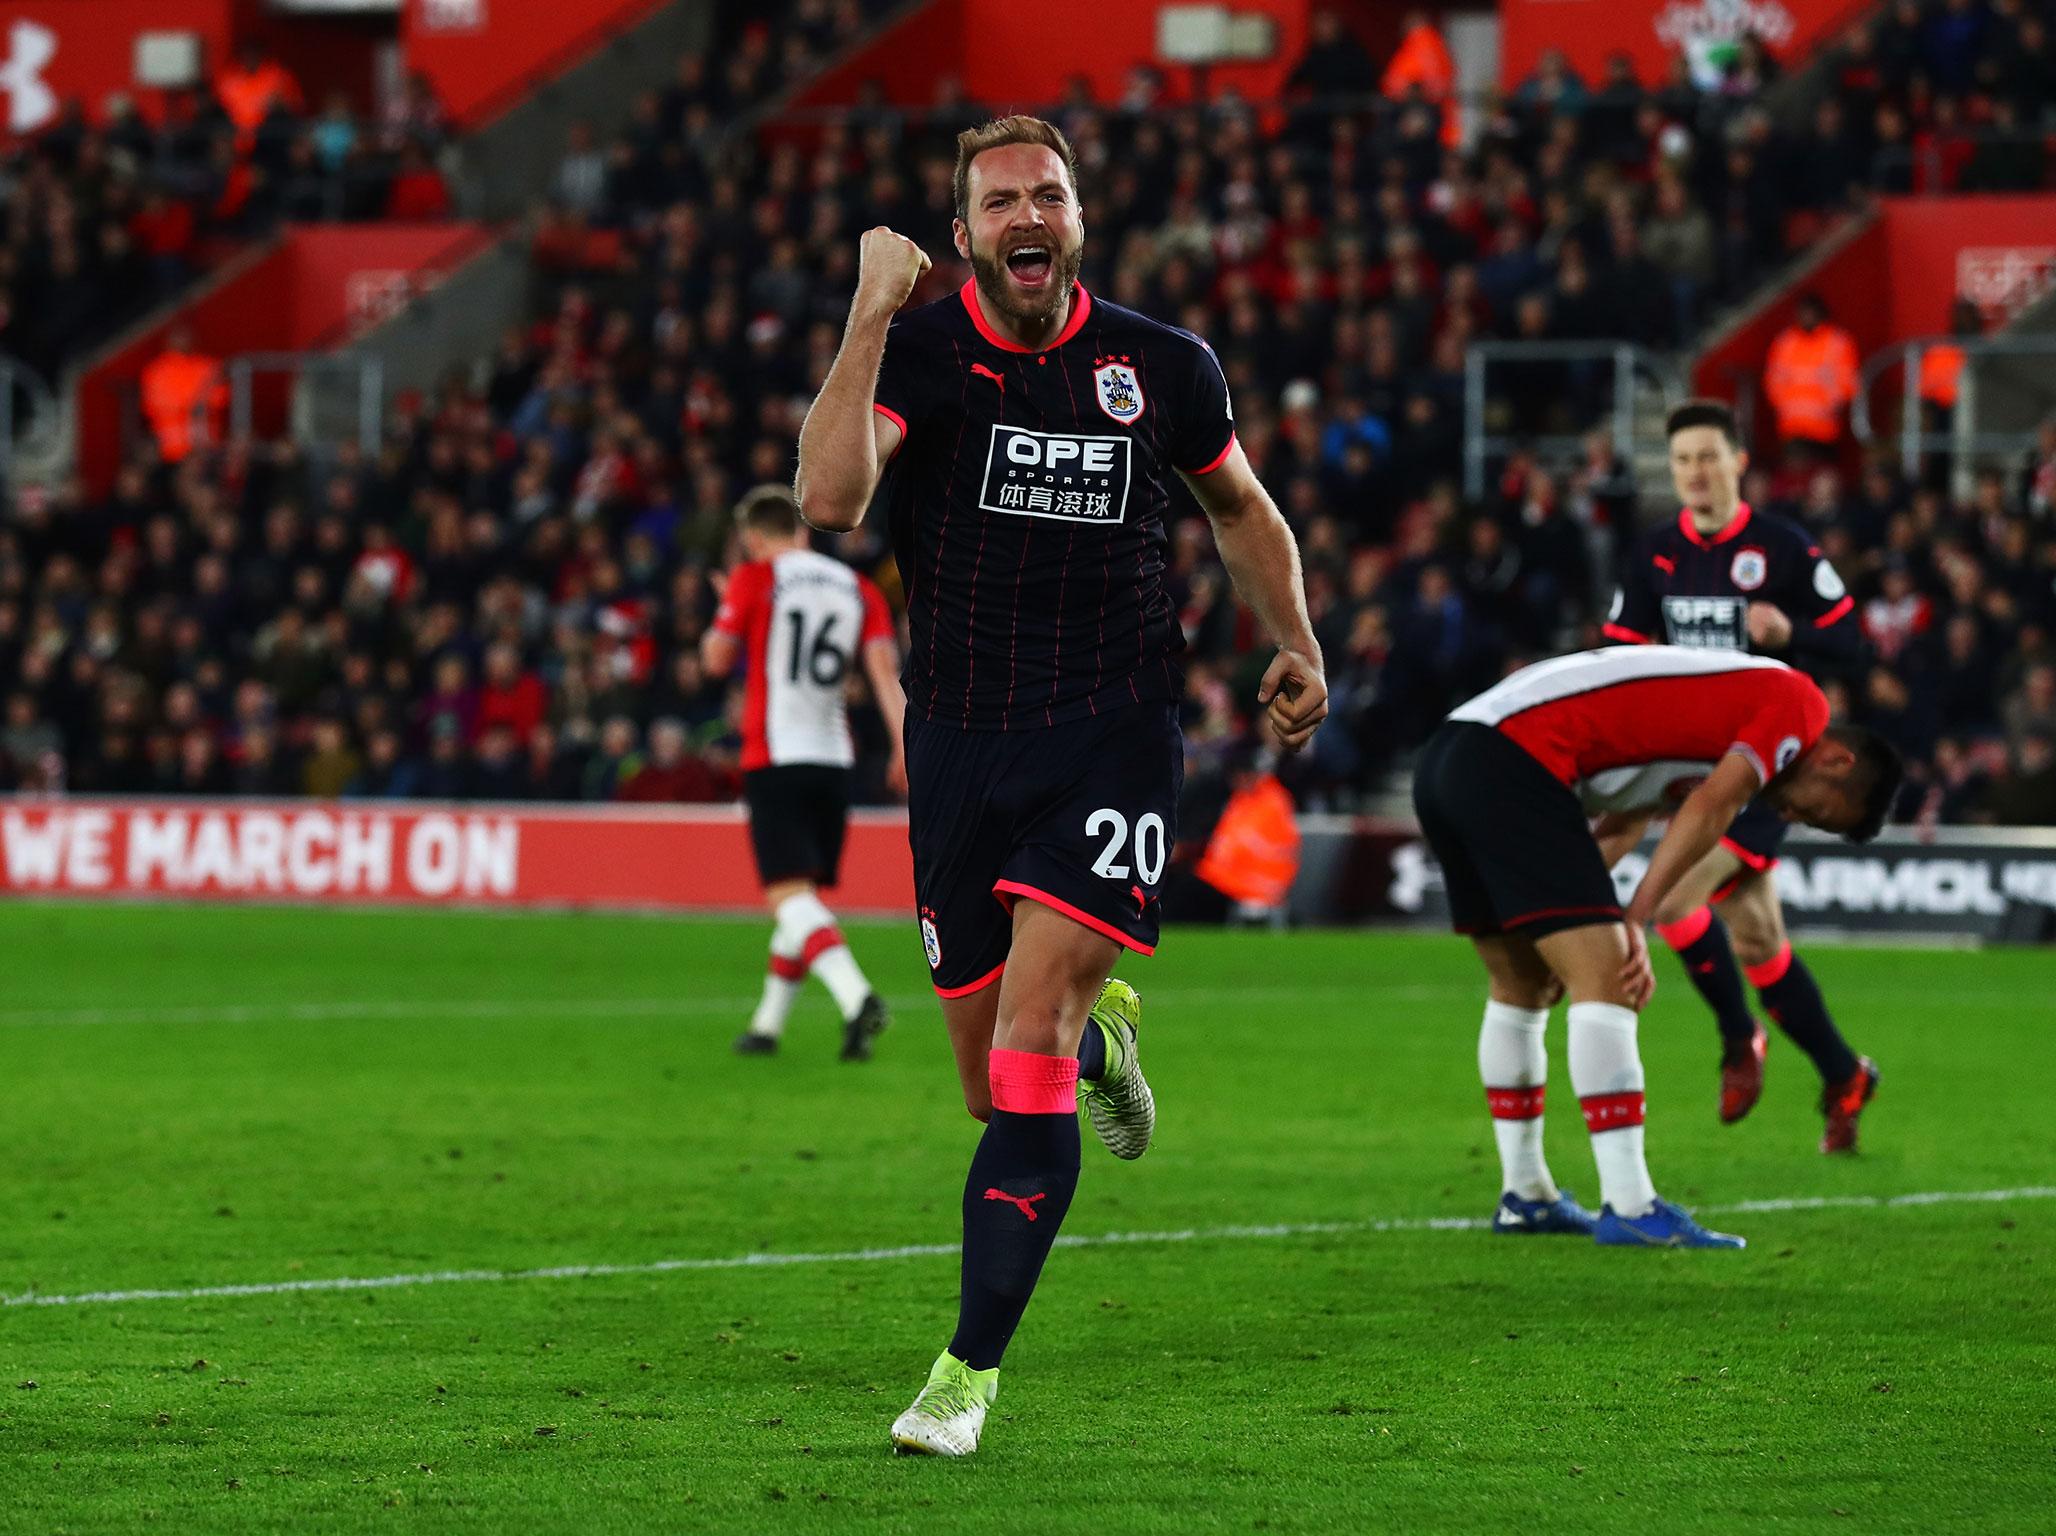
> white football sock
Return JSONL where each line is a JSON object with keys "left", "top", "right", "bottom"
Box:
{"left": 776, "top": 890, "right": 871, "bottom": 1021}
{"left": 749, "top": 930, "right": 804, "bottom": 1038}
{"left": 1568, "top": 1001, "right": 1658, "bottom": 1218}
{"left": 1479, "top": 999, "right": 1556, "bottom": 1201}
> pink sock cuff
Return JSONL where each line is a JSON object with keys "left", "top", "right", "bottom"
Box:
{"left": 1745, "top": 942, "right": 1794, "bottom": 989}
{"left": 988, "top": 1048, "right": 1080, "bottom": 1115}
{"left": 1657, "top": 906, "right": 1713, "bottom": 950}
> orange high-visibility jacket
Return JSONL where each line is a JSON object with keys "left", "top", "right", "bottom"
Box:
{"left": 1919, "top": 344, "right": 1964, "bottom": 409}
{"left": 141, "top": 350, "right": 225, "bottom": 462}
{"left": 1763, "top": 323, "right": 1859, "bottom": 444}
{"left": 1381, "top": 22, "right": 1460, "bottom": 147}
{"left": 1196, "top": 774, "right": 1302, "bottom": 908}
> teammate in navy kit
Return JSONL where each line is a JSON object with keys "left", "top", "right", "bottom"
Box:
{"left": 1604, "top": 401, "right": 1879, "bottom": 1151}
{"left": 795, "top": 116, "right": 1326, "bottom": 1456}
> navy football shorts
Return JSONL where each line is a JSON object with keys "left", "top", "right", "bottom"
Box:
{"left": 905, "top": 702, "right": 1182, "bottom": 997}
{"left": 1717, "top": 796, "right": 1789, "bottom": 896}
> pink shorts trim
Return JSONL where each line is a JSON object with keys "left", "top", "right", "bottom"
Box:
{"left": 934, "top": 962, "right": 1005, "bottom": 999}
{"left": 992, "top": 879, "right": 1155, "bottom": 956}
{"left": 988, "top": 1047, "right": 1080, "bottom": 1114}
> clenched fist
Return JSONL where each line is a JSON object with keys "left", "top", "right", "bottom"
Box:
{"left": 855, "top": 226, "right": 931, "bottom": 321}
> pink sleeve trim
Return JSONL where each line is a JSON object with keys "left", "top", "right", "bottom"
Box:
{"left": 1184, "top": 432, "right": 1237, "bottom": 477}
{"left": 873, "top": 402, "right": 907, "bottom": 460}
{"left": 1813, "top": 595, "right": 1855, "bottom": 628}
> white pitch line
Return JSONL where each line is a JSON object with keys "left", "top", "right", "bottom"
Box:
{"left": 6, "top": 1186, "right": 2050, "bottom": 1312}
{"left": 0, "top": 982, "right": 1465, "bottom": 1030}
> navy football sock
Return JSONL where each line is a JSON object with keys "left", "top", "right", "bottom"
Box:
{"left": 949, "top": 1052, "right": 1081, "bottom": 1371}
{"left": 1750, "top": 946, "right": 1860, "bottom": 1086}
{"left": 1658, "top": 906, "right": 1757, "bottom": 1050}
{"left": 1076, "top": 1016, "right": 1107, "bottom": 1082}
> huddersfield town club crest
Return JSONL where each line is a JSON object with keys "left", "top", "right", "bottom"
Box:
{"left": 1730, "top": 548, "right": 1768, "bottom": 591}
{"left": 920, "top": 909, "right": 943, "bottom": 969}
{"left": 1094, "top": 362, "right": 1144, "bottom": 424}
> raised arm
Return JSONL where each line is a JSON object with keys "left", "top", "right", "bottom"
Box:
{"left": 1178, "top": 442, "right": 1328, "bottom": 751}
{"left": 795, "top": 227, "right": 928, "bottom": 533}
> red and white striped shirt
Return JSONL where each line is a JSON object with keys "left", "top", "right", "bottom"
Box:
{"left": 1449, "top": 646, "right": 1829, "bottom": 815}
{"left": 712, "top": 550, "right": 895, "bottom": 772}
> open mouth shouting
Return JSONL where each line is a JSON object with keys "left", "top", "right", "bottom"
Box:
{"left": 1004, "top": 242, "right": 1055, "bottom": 292}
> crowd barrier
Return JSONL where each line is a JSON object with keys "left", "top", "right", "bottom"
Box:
{"left": 5, "top": 799, "right": 2054, "bottom": 943}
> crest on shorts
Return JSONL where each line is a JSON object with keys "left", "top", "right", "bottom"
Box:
{"left": 1094, "top": 362, "right": 1145, "bottom": 424}
{"left": 1730, "top": 548, "right": 1768, "bottom": 591}
{"left": 919, "top": 907, "right": 942, "bottom": 970}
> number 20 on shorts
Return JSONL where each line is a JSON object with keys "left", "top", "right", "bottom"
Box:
{"left": 1086, "top": 809, "right": 1167, "bottom": 884}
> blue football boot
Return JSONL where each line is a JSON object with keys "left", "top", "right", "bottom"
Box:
{"left": 1491, "top": 1188, "right": 1598, "bottom": 1235}
{"left": 1593, "top": 1197, "right": 1746, "bottom": 1249}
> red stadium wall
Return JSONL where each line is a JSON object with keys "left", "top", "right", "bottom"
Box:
{"left": 0, "top": 801, "right": 920, "bottom": 915}
{"left": 76, "top": 222, "right": 494, "bottom": 494}
{"left": 0, "top": 0, "right": 234, "bottom": 139}
{"left": 1693, "top": 196, "right": 2056, "bottom": 435}
{"left": 400, "top": 0, "right": 671, "bottom": 129}
{"left": 783, "top": 0, "right": 1312, "bottom": 116}
{"left": 0, "top": 0, "right": 384, "bottom": 139}
{"left": 1500, "top": 0, "right": 1859, "bottom": 86}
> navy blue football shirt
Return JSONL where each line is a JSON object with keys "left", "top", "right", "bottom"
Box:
{"left": 872, "top": 279, "right": 1236, "bottom": 731}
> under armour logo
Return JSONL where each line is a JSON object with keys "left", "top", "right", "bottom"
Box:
{"left": 983, "top": 1188, "right": 1044, "bottom": 1221}
{"left": 970, "top": 363, "right": 1006, "bottom": 394}
{"left": 0, "top": 21, "right": 56, "bottom": 134}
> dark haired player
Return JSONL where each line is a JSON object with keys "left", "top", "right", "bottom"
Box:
{"left": 1413, "top": 647, "right": 1902, "bottom": 1247}
{"left": 1605, "top": 400, "right": 1880, "bottom": 1151}
{"left": 796, "top": 115, "right": 1326, "bottom": 1455}
{"left": 702, "top": 486, "right": 902, "bottom": 1060}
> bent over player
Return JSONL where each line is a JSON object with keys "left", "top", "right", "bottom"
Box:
{"left": 1606, "top": 400, "right": 1878, "bottom": 1149}
{"left": 796, "top": 117, "right": 1326, "bottom": 1455}
{"left": 1412, "top": 646, "right": 1901, "bottom": 1248}
{"left": 703, "top": 485, "right": 904, "bottom": 1061}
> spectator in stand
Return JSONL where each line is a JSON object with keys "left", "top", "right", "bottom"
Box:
{"left": 1287, "top": 8, "right": 1379, "bottom": 102}
{"left": 582, "top": 715, "right": 640, "bottom": 801}
{"left": 617, "top": 717, "right": 726, "bottom": 802}
{"left": 140, "top": 328, "right": 227, "bottom": 465}
{"left": 302, "top": 716, "right": 362, "bottom": 799}
{"left": 476, "top": 643, "right": 548, "bottom": 745}
{"left": 1984, "top": 732, "right": 2056, "bottom": 825}
{"left": 1764, "top": 293, "right": 1860, "bottom": 458}
{"left": 385, "top": 143, "right": 453, "bottom": 220}
{"left": 215, "top": 42, "right": 305, "bottom": 151}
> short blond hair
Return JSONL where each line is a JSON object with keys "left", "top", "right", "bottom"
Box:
{"left": 952, "top": 115, "right": 1079, "bottom": 224}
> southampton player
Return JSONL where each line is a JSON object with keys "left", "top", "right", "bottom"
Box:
{"left": 796, "top": 117, "right": 1326, "bottom": 1455}
{"left": 1413, "top": 646, "right": 1902, "bottom": 1246}
{"left": 1605, "top": 401, "right": 1879, "bottom": 1150}
{"left": 703, "top": 486, "right": 904, "bottom": 1061}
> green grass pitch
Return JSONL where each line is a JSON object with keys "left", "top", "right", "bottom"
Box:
{"left": 3, "top": 903, "right": 2052, "bottom": 1533}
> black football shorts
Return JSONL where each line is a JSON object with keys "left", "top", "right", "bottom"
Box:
{"left": 1412, "top": 721, "right": 1622, "bottom": 940}
{"left": 905, "top": 701, "right": 1182, "bottom": 996}
{"left": 743, "top": 764, "right": 851, "bottom": 887}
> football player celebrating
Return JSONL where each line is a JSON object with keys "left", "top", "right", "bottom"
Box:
{"left": 1606, "top": 401, "right": 1879, "bottom": 1150}
{"left": 796, "top": 116, "right": 1326, "bottom": 1455}
{"left": 1413, "top": 646, "right": 1902, "bottom": 1246}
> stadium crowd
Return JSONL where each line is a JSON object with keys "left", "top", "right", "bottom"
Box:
{"left": 0, "top": 45, "right": 454, "bottom": 388}
{"left": 3, "top": 6, "right": 2056, "bottom": 827}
